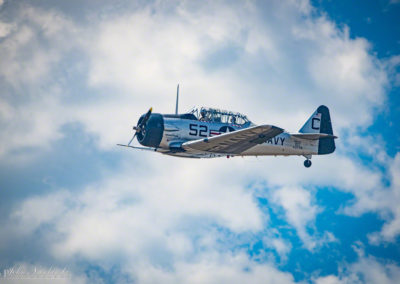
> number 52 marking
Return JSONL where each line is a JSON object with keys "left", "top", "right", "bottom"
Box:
{"left": 189, "top": 124, "right": 208, "bottom": 137}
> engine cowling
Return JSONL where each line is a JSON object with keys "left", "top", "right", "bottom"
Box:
{"left": 137, "top": 113, "right": 164, "bottom": 148}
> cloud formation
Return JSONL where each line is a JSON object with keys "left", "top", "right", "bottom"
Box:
{"left": 0, "top": 0, "right": 399, "bottom": 283}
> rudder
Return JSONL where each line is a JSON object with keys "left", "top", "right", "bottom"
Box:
{"left": 317, "top": 105, "right": 335, "bottom": 154}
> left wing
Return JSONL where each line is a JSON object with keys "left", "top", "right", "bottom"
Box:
{"left": 182, "top": 125, "right": 284, "bottom": 154}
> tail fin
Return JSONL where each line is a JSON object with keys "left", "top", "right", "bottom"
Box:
{"left": 299, "top": 105, "right": 336, "bottom": 155}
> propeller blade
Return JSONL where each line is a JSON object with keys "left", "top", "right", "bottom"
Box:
{"left": 127, "top": 132, "right": 137, "bottom": 146}
{"left": 138, "top": 107, "right": 153, "bottom": 129}
{"left": 143, "top": 107, "right": 152, "bottom": 122}
{"left": 127, "top": 107, "right": 153, "bottom": 147}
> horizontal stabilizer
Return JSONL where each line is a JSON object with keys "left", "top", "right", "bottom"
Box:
{"left": 291, "top": 133, "right": 338, "bottom": 140}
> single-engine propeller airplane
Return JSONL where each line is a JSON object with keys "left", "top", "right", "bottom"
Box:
{"left": 118, "top": 85, "right": 337, "bottom": 167}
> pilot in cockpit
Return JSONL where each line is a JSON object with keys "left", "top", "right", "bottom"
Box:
{"left": 200, "top": 109, "right": 208, "bottom": 121}
{"left": 231, "top": 116, "right": 236, "bottom": 124}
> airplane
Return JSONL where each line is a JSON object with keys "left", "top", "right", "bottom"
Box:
{"left": 118, "top": 85, "right": 337, "bottom": 167}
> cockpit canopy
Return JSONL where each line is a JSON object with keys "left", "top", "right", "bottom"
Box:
{"left": 189, "top": 107, "right": 251, "bottom": 125}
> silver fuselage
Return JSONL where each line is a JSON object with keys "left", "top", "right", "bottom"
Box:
{"left": 156, "top": 117, "right": 318, "bottom": 158}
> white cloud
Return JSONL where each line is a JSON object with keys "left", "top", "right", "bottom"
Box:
{"left": 270, "top": 186, "right": 337, "bottom": 250}
{"left": 272, "top": 186, "right": 319, "bottom": 248}
{"left": 0, "top": 7, "right": 82, "bottom": 158}
{"left": 384, "top": 55, "right": 400, "bottom": 86}
{"left": 4, "top": 157, "right": 300, "bottom": 283}
{"left": 9, "top": 157, "right": 264, "bottom": 258}
{"left": 366, "top": 153, "right": 400, "bottom": 243}
{"left": 11, "top": 190, "right": 71, "bottom": 234}
{"left": 347, "top": 256, "right": 400, "bottom": 284}
{"left": 0, "top": 6, "right": 79, "bottom": 87}
{"left": 129, "top": 251, "right": 296, "bottom": 284}
{"left": 314, "top": 275, "right": 344, "bottom": 284}
{"left": 0, "top": 21, "right": 13, "bottom": 38}
{"left": 263, "top": 233, "right": 292, "bottom": 261}
{"left": 314, "top": 244, "right": 400, "bottom": 284}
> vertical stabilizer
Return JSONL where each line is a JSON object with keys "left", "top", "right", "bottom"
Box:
{"left": 299, "top": 105, "right": 335, "bottom": 154}
{"left": 299, "top": 110, "right": 321, "bottom": 134}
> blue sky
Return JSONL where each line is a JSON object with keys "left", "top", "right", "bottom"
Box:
{"left": 0, "top": 0, "right": 399, "bottom": 283}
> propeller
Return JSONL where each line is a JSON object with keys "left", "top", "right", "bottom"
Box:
{"left": 127, "top": 107, "right": 152, "bottom": 146}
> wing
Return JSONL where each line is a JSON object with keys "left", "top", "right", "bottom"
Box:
{"left": 182, "top": 125, "right": 284, "bottom": 154}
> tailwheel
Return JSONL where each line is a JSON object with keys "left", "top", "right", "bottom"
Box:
{"left": 304, "top": 159, "right": 312, "bottom": 168}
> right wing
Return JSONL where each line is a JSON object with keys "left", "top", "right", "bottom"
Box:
{"left": 182, "top": 125, "right": 284, "bottom": 154}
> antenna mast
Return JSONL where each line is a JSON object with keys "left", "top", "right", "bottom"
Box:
{"left": 175, "top": 84, "right": 179, "bottom": 115}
